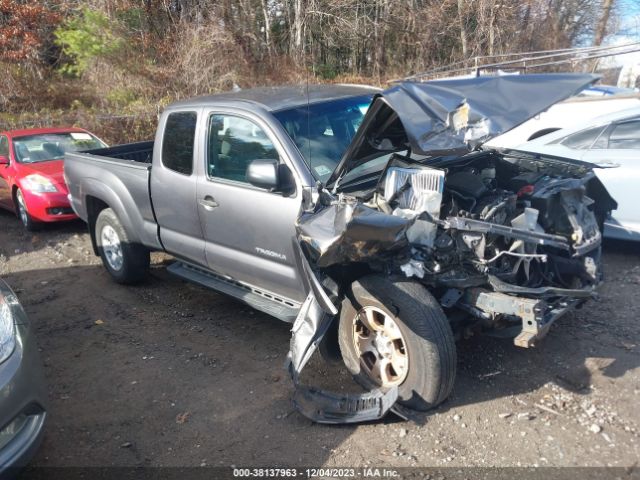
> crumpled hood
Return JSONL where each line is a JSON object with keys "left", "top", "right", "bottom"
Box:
{"left": 327, "top": 73, "right": 599, "bottom": 188}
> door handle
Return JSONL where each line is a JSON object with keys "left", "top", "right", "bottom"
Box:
{"left": 199, "top": 196, "right": 219, "bottom": 210}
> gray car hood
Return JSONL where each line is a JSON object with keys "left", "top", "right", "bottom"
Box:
{"left": 327, "top": 73, "right": 599, "bottom": 188}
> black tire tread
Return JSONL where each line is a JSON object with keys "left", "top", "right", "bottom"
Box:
{"left": 338, "top": 275, "right": 456, "bottom": 411}
{"left": 95, "top": 208, "right": 150, "bottom": 284}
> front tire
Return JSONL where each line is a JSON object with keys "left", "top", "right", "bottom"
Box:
{"left": 14, "top": 188, "right": 38, "bottom": 231}
{"left": 338, "top": 275, "right": 456, "bottom": 411}
{"left": 95, "top": 208, "right": 150, "bottom": 284}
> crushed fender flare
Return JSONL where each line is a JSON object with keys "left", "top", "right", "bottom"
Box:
{"left": 286, "top": 291, "right": 403, "bottom": 423}
{"left": 286, "top": 243, "right": 406, "bottom": 423}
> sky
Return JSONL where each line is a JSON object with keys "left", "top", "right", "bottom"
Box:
{"left": 603, "top": 0, "right": 640, "bottom": 67}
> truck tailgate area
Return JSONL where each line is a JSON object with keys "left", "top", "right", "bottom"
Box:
{"left": 64, "top": 142, "right": 161, "bottom": 250}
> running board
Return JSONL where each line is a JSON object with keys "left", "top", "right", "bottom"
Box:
{"left": 167, "top": 261, "right": 300, "bottom": 323}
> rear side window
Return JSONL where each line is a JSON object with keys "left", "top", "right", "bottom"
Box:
{"left": 0, "top": 136, "right": 9, "bottom": 157}
{"left": 608, "top": 120, "right": 640, "bottom": 149}
{"left": 162, "top": 112, "right": 197, "bottom": 175}
{"left": 558, "top": 126, "right": 606, "bottom": 150}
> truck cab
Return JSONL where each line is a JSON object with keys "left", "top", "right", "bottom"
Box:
{"left": 66, "top": 85, "right": 377, "bottom": 320}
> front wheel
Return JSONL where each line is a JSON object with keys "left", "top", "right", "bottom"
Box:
{"left": 338, "top": 275, "right": 456, "bottom": 411}
{"left": 14, "top": 188, "right": 38, "bottom": 231}
{"left": 95, "top": 208, "right": 150, "bottom": 284}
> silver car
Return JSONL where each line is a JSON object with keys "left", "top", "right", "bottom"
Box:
{"left": 519, "top": 106, "right": 640, "bottom": 241}
{"left": 0, "top": 279, "right": 47, "bottom": 475}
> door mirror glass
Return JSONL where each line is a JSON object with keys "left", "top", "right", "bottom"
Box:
{"left": 0, "top": 155, "right": 9, "bottom": 165}
{"left": 246, "top": 159, "right": 279, "bottom": 190}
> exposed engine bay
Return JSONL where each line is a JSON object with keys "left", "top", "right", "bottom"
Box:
{"left": 287, "top": 74, "right": 618, "bottom": 424}
{"left": 298, "top": 148, "right": 614, "bottom": 348}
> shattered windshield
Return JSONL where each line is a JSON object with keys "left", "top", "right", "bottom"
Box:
{"left": 14, "top": 132, "right": 106, "bottom": 164}
{"left": 273, "top": 95, "right": 372, "bottom": 182}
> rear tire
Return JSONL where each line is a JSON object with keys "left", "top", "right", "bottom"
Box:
{"left": 338, "top": 275, "right": 456, "bottom": 411}
{"left": 14, "top": 188, "right": 39, "bottom": 231}
{"left": 95, "top": 208, "right": 149, "bottom": 284}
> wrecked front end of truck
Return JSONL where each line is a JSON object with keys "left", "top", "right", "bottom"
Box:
{"left": 287, "top": 74, "right": 617, "bottom": 424}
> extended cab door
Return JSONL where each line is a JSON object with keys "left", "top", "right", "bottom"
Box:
{"left": 150, "top": 109, "right": 207, "bottom": 266}
{"left": 196, "top": 110, "right": 306, "bottom": 304}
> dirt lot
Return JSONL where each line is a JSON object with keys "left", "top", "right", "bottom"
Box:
{"left": 1, "top": 209, "right": 639, "bottom": 472}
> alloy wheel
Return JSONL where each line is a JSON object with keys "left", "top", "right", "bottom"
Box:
{"left": 101, "top": 225, "right": 124, "bottom": 271}
{"left": 352, "top": 305, "right": 409, "bottom": 387}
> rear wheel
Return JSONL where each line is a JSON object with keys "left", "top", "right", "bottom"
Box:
{"left": 338, "top": 275, "right": 456, "bottom": 411}
{"left": 14, "top": 188, "right": 38, "bottom": 231}
{"left": 95, "top": 208, "right": 150, "bottom": 284}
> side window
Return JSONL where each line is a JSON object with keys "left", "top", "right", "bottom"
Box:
{"left": 0, "top": 136, "right": 9, "bottom": 157}
{"left": 207, "top": 114, "right": 278, "bottom": 184}
{"left": 608, "top": 120, "right": 640, "bottom": 149}
{"left": 162, "top": 111, "right": 197, "bottom": 175}
{"left": 558, "top": 126, "right": 606, "bottom": 150}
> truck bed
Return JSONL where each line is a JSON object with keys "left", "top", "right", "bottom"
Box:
{"left": 64, "top": 141, "right": 161, "bottom": 250}
{"left": 84, "top": 141, "right": 154, "bottom": 163}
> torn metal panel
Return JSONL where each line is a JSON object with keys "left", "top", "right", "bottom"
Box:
{"left": 384, "top": 75, "right": 598, "bottom": 155}
{"left": 327, "top": 74, "right": 599, "bottom": 187}
{"left": 292, "top": 239, "right": 339, "bottom": 316}
{"left": 296, "top": 198, "right": 411, "bottom": 268}
{"left": 286, "top": 292, "right": 333, "bottom": 383}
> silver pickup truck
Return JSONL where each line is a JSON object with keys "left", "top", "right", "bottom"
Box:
{"left": 64, "top": 75, "right": 617, "bottom": 423}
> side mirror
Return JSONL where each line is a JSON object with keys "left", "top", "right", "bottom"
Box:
{"left": 247, "top": 159, "right": 296, "bottom": 196}
{"left": 247, "top": 159, "right": 279, "bottom": 190}
{"left": 0, "top": 155, "right": 9, "bottom": 166}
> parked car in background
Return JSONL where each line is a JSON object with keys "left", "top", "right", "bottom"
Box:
{"left": 0, "top": 127, "right": 107, "bottom": 231}
{"left": 518, "top": 107, "right": 640, "bottom": 241}
{"left": 0, "top": 279, "right": 47, "bottom": 475}
{"left": 577, "top": 84, "right": 636, "bottom": 97}
{"left": 486, "top": 92, "right": 640, "bottom": 148}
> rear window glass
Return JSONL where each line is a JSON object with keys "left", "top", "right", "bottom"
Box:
{"left": 162, "top": 112, "right": 197, "bottom": 175}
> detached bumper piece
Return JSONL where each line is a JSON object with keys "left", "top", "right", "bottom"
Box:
{"left": 293, "top": 384, "right": 401, "bottom": 424}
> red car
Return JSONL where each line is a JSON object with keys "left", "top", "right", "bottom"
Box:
{"left": 0, "top": 127, "right": 107, "bottom": 230}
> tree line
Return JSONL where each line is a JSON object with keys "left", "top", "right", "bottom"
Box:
{"left": 0, "top": 0, "right": 620, "bottom": 113}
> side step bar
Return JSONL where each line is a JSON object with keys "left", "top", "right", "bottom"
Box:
{"left": 167, "top": 261, "right": 301, "bottom": 323}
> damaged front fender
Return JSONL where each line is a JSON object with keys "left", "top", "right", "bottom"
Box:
{"left": 286, "top": 240, "right": 403, "bottom": 424}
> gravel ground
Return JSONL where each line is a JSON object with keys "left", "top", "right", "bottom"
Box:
{"left": 0, "top": 209, "right": 639, "bottom": 472}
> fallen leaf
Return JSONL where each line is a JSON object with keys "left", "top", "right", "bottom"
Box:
{"left": 176, "top": 411, "right": 190, "bottom": 424}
